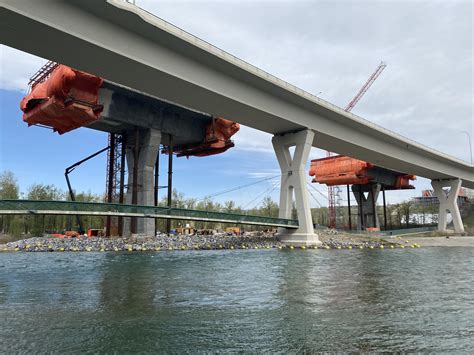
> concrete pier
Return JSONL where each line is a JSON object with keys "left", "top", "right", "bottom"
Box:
{"left": 272, "top": 130, "right": 321, "bottom": 246}
{"left": 352, "top": 183, "right": 381, "bottom": 230}
{"left": 123, "top": 128, "right": 161, "bottom": 236}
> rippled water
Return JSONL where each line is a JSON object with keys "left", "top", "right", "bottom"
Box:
{"left": 1, "top": 248, "right": 473, "bottom": 352}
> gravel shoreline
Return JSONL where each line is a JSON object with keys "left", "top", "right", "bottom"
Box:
{"left": 0, "top": 230, "right": 408, "bottom": 252}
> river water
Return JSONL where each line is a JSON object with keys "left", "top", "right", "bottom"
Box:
{"left": 1, "top": 248, "right": 473, "bottom": 352}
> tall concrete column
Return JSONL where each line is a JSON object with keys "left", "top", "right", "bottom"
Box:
{"left": 272, "top": 129, "right": 321, "bottom": 246}
{"left": 352, "top": 183, "right": 381, "bottom": 230}
{"left": 123, "top": 128, "right": 161, "bottom": 236}
{"left": 431, "top": 179, "right": 464, "bottom": 233}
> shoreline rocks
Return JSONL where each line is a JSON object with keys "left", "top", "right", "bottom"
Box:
{"left": 1, "top": 230, "right": 397, "bottom": 252}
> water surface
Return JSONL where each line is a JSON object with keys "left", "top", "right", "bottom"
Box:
{"left": 1, "top": 248, "right": 473, "bottom": 352}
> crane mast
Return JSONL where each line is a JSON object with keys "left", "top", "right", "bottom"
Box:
{"left": 326, "top": 61, "right": 387, "bottom": 228}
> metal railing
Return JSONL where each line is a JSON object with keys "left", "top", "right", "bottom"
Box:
{"left": 0, "top": 200, "right": 298, "bottom": 228}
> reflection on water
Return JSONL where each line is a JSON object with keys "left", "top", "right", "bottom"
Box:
{"left": 1, "top": 248, "right": 473, "bottom": 352}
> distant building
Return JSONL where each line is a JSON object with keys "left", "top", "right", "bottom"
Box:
{"left": 412, "top": 188, "right": 471, "bottom": 206}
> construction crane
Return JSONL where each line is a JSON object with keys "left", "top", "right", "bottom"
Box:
{"left": 326, "top": 61, "right": 387, "bottom": 228}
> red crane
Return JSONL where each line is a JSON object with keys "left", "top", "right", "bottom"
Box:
{"left": 326, "top": 61, "right": 387, "bottom": 228}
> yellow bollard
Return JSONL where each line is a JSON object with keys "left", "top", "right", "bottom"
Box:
{"left": 325, "top": 245, "right": 330, "bottom": 250}
{"left": 348, "top": 246, "right": 352, "bottom": 250}
{"left": 337, "top": 246, "right": 341, "bottom": 250}
{"left": 359, "top": 246, "right": 364, "bottom": 249}
{"left": 380, "top": 245, "right": 384, "bottom": 249}
{"left": 369, "top": 245, "right": 374, "bottom": 249}
{"left": 290, "top": 246, "right": 294, "bottom": 250}
{"left": 390, "top": 245, "right": 395, "bottom": 249}
{"left": 400, "top": 245, "right": 405, "bottom": 249}
{"left": 301, "top": 246, "right": 306, "bottom": 250}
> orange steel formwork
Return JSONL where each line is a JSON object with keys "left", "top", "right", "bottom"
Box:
{"left": 309, "top": 155, "right": 415, "bottom": 189}
{"left": 20, "top": 64, "right": 103, "bottom": 134}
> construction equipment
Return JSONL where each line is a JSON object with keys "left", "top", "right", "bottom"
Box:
{"left": 344, "top": 62, "right": 387, "bottom": 112}
{"left": 65, "top": 146, "right": 111, "bottom": 234}
{"left": 225, "top": 227, "right": 241, "bottom": 235}
{"left": 325, "top": 61, "right": 387, "bottom": 228}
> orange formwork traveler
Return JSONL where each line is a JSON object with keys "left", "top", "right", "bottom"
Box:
{"left": 20, "top": 64, "right": 103, "bottom": 134}
{"left": 20, "top": 62, "right": 240, "bottom": 158}
{"left": 178, "top": 118, "right": 240, "bottom": 157}
{"left": 309, "top": 155, "right": 415, "bottom": 189}
{"left": 309, "top": 156, "right": 373, "bottom": 186}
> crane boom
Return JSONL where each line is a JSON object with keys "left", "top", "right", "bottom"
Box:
{"left": 344, "top": 61, "right": 387, "bottom": 112}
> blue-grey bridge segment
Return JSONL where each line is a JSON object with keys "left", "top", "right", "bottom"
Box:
{"left": 0, "top": 200, "right": 299, "bottom": 229}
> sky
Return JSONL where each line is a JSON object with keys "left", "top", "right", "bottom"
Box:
{"left": 0, "top": 0, "right": 472, "bottom": 209}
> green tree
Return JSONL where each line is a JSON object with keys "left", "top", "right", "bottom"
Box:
{"left": 0, "top": 171, "right": 20, "bottom": 235}
{"left": 27, "top": 183, "right": 64, "bottom": 236}
{"left": 260, "top": 196, "right": 279, "bottom": 217}
{"left": 223, "top": 200, "right": 236, "bottom": 213}
{"left": 0, "top": 171, "right": 19, "bottom": 199}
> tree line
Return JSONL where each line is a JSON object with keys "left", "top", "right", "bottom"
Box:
{"left": 0, "top": 171, "right": 281, "bottom": 237}
{"left": 0, "top": 170, "right": 438, "bottom": 238}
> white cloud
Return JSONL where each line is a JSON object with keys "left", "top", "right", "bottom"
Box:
{"left": 233, "top": 125, "right": 274, "bottom": 154}
{"left": 0, "top": 45, "right": 46, "bottom": 92}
